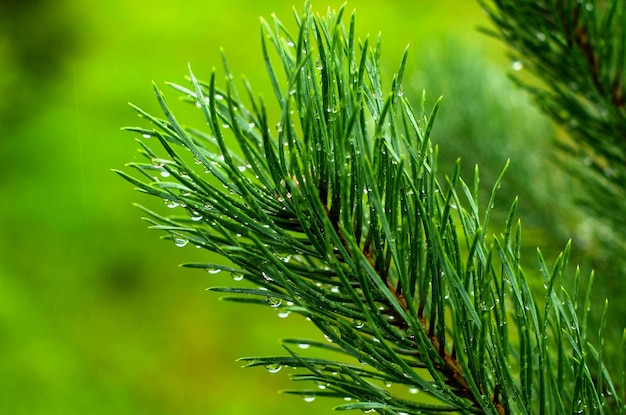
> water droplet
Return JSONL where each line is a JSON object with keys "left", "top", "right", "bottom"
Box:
{"left": 160, "top": 170, "right": 171, "bottom": 178}
{"left": 231, "top": 272, "right": 244, "bottom": 281}
{"left": 536, "top": 32, "right": 546, "bottom": 42}
{"left": 287, "top": 41, "right": 295, "bottom": 47}
{"left": 313, "top": 381, "right": 327, "bottom": 390}
{"left": 206, "top": 268, "right": 221, "bottom": 275}
{"left": 512, "top": 60, "right": 523, "bottom": 71}
{"left": 297, "top": 343, "right": 310, "bottom": 349}
{"left": 265, "top": 363, "right": 282, "bottom": 373}
{"left": 190, "top": 212, "right": 203, "bottom": 221}
{"left": 276, "top": 253, "right": 292, "bottom": 263}
{"left": 353, "top": 320, "right": 365, "bottom": 329}
{"left": 303, "top": 395, "right": 315, "bottom": 403}
{"left": 237, "top": 165, "right": 247, "bottom": 172}
{"left": 174, "top": 237, "right": 189, "bottom": 247}
{"left": 408, "top": 387, "right": 419, "bottom": 394}
{"left": 277, "top": 310, "right": 291, "bottom": 319}
{"left": 164, "top": 199, "right": 179, "bottom": 208}
{"left": 267, "top": 297, "right": 282, "bottom": 308}
{"left": 215, "top": 94, "right": 224, "bottom": 101}
{"left": 142, "top": 133, "right": 152, "bottom": 139}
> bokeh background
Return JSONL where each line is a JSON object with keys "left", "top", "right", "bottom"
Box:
{"left": 1, "top": 1, "right": 623, "bottom": 414}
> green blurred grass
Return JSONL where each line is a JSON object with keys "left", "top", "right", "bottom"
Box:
{"left": 1, "top": 1, "right": 579, "bottom": 414}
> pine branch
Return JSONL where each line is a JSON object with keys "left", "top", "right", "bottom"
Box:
{"left": 478, "top": 0, "right": 626, "bottom": 242}
{"left": 118, "top": 3, "right": 625, "bottom": 414}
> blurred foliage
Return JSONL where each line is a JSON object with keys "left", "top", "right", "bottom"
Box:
{"left": 0, "top": 0, "right": 82, "bottom": 130}
{"left": 2, "top": 0, "right": 622, "bottom": 414}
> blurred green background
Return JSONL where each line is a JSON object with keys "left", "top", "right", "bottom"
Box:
{"left": 1, "top": 1, "right": 621, "bottom": 414}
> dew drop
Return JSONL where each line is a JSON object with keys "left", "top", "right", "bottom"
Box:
{"left": 174, "top": 237, "right": 189, "bottom": 247}
{"left": 276, "top": 253, "right": 292, "bottom": 263}
{"left": 511, "top": 60, "right": 523, "bottom": 71}
{"left": 353, "top": 320, "right": 365, "bottom": 329}
{"left": 277, "top": 310, "right": 291, "bottom": 319}
{"left": 164, "top": 199, "right": 180, "bottom": 209}
{"left": 142, "top": 133, "right": 151, "bottom": 139}
{"left": 265, "top": 363, "right": 282, "bottom": 373}
{"left": 287, "top": 41, "right": 295, "bottom": 47}
{"left": 408, "top": 387, "right": 419, "bottom": 395}
{"left": 298, "top": 343, "right": 310, "bottom": 349}
{"left": 231, "top": 272, "right": 244, "bottom": 281}
{"left": 303, "top": 395, "right": 315, "bottom": 403}
{"left": 267, "top": 297, "right": 282, "bottom": 308}
{"left": 206, "top": 268, "right": 221, "bottom": 275}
